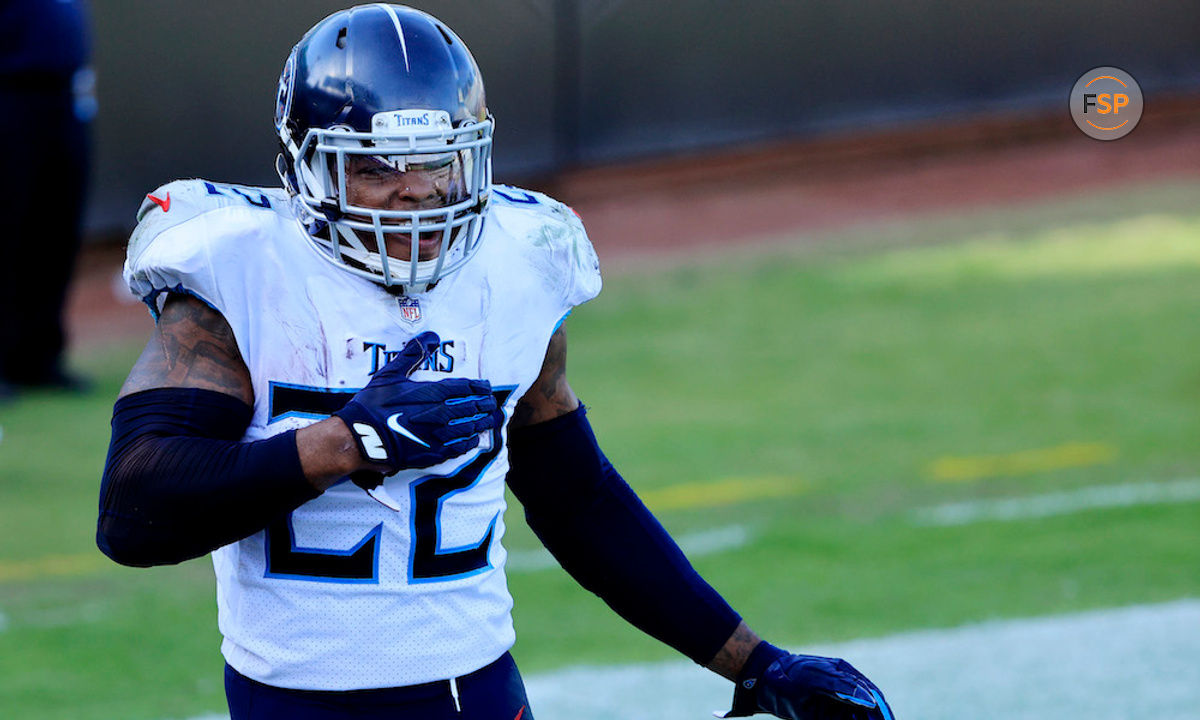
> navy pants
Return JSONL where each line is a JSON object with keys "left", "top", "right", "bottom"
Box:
{"left": 225, "top": 653, "right": 534, "bottom": 720}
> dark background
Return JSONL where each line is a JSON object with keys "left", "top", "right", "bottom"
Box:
{"left": 86, "top": 0, "right": 1200, "bottom": 232}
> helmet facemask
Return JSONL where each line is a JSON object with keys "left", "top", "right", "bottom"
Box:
{"left": 282, "top": 110, "right": 493, "bottom": 294}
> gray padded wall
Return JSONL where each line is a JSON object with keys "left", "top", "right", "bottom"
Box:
{"left": 87, "top": 0, "right": 1200, "bottom": 232}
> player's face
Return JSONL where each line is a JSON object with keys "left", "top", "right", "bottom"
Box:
{"left": 343, "top": 153, "right": 467, "bottom": 261}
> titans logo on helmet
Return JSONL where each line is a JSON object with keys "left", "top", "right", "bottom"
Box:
{"left": 274, "top": 50, "right": 296, "bottom": 132}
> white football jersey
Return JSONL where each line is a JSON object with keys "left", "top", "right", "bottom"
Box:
{"left": 124, "top": 179, "right": 601, "bottom": 690}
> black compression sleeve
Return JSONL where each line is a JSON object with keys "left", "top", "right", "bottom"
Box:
{"left": 97, "top": 388, "right": 320, "bottom": 567}
{"left": 506, "top": 404, "right": 742, "bottom": 665}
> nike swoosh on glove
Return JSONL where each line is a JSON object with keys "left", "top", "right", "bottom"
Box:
{"left": 333, "top": 331, "right": 500, "bottom": 480}
{"left": 718, "top": 642, "right": 894, "bottom": 720}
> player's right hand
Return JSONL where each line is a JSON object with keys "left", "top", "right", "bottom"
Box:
{"left": 333, "top": 331, "right": 500, "bottom": 474}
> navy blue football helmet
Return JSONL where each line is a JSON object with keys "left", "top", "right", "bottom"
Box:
{"left": 275, "top": 4, "right": 493, "bottom": 293}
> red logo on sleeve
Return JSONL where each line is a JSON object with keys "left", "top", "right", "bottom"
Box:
{"left": 146, "top": 192, "right": 171, "bottom": 213}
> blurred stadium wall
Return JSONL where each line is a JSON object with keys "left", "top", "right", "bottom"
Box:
{"left": 86, "top": 0, "right": 1200, "bottom": 235}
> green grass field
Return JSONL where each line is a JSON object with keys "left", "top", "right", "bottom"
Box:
{"left": 2, "top": 185, "right": 1199, "bottom": 719}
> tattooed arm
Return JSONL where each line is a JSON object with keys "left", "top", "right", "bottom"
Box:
{"left": 98, "top": 293, "right": 383, "bottom": 566}
{"left": 119, "top": 293, "right": 363, "bottom": 490}
{"left": 507, "top": 325, "right": 762, "bottom": 679}
{"left": 708, "top": 623, "right": 765, "bottom": 680}
{"left": 508, "top": 325, "right": 579, "bottom": 430}
{"left": 119, "top": 293, "right": 254, "bottom": 402}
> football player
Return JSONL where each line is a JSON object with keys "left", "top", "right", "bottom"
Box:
{"left": 96, "top": 5, "right": 895, "bottom": 719}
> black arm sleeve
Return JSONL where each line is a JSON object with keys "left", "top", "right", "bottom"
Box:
{"left": 97, "top": 387, "right": 320, "bottom": 567}
{"left": 506, "top": 404, "right": 742, "bottom": 665}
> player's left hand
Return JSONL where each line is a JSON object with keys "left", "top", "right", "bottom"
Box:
{"left": 718, "top": 642, "right": 894, "bottom": 720}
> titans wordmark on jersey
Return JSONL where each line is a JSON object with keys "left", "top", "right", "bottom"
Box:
{"left": 125, "top": 179, "right": 601, "bottom": 690}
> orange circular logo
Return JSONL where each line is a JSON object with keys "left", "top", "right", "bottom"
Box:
{"left": 1070, "top": 67, "right": 1143, "bottom": 141}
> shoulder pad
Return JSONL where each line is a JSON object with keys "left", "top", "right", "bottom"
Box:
{"left": 489, "top": 185, "right": 601, "bottom": 309}
{"left": 124, "top": 179, "right": 291, "bottom": 315}
{"left": 129, "top": 179, "right": 287, "bottom": 263}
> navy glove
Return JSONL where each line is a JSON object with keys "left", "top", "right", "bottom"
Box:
{"left": 720, "top": 642, "right": 894, "bottom": 720}
{"left": 333, "top": 332, "right": 499, "bottom": 483}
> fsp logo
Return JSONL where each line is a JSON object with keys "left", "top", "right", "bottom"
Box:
{"left": 1070, "top": 67, "right": 1143, "bottom": 141}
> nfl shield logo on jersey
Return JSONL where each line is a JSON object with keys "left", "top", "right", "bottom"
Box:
{"left": 398, "top": 297, "right": 422, "bottom": 323}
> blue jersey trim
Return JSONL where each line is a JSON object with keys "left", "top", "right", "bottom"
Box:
{"left": 553, "top": 310, "right": 572, "bottom": 333}
{"left": 140, "top": 283, "right": 220, "bottom": 321}
{"left": 263, "top": 517, "right": 384, "bottom": 585}
{"left": 493, "top": 187, "right": 541, "bottom": 205}
{"left": 267, "top": 380, "right": 361, "bottom": 423}
{"left": 406, "top": 384, "right": 517, "bottom": 585}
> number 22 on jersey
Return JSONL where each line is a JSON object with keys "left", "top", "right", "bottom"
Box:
{"left": 263, "top": 383, "right": 515, "bottom": 584}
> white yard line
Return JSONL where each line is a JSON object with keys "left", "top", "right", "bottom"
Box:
{"left": 525, "top": 600, "right": 1200, "bottom": 720}
{"left": 504, "top": 547, "right": 561, "bottom": 572}
{"left": 20, "top": 600, "right": 111, "bottom": 629}
{"left": 911, "top": 478, "right": 1200, "bottom": 527}
{"left": 0, "top": 601, "right": 111, "bottom": 632}
{"left": 177, "top": 600, "right": 1200, "bottom": 720}
{"left": 673, "top": 524, "right": 751, "bottom": 556}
